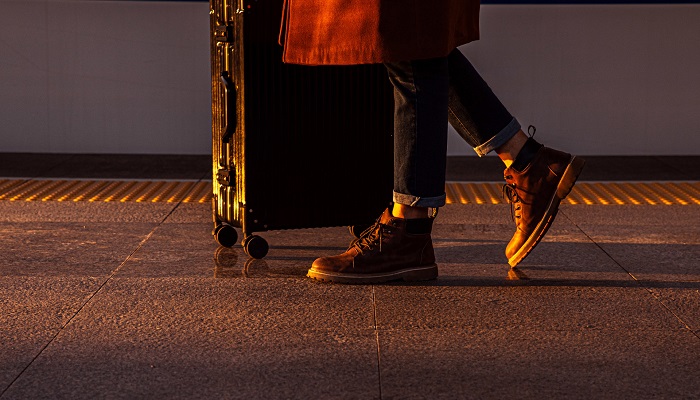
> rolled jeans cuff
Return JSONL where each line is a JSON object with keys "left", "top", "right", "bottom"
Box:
{"left": 473, "top": 118, "right": 521, "bottom": 157}
{"left": 393, "top": 191, "right": 446, "bottom": 208}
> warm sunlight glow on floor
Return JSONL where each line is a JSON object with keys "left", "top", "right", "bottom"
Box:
{"left": 0, "top": 179, "right": 697, "bottom": 205}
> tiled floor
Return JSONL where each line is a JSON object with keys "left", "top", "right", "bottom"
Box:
{"left": 1, "top": 153, "right": 699, "bottom": 399}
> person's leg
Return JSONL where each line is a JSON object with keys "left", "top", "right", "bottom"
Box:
{"left": 387, "top": 57, "right": 450, "bottom": 218}
{"left": 446, "top": 48, "right": 585, "bottom": 267}
{"left": 306, "top": 56, "right": 449, "bottom": 284}
{"left": 446, "top": 48, "right": 525, "bottom": 162}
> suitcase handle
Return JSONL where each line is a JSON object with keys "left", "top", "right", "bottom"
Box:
{"left": 220, "top": 71, "right": 237, "bottom": 143}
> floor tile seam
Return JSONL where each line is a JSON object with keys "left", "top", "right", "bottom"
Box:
{"left": 640, "top": 290, "right": 700, "bottom": 341}
{"left": 579, "top": 239, "right": 700, "bottom": 245}
{"left": 373, "top": 281, "right": 666, "bottom": 289}
{"left": 560, "top": 209, "right": 700, "bottom": 340}
{"left": 93, "top": 276, "right": 336, "bottom": 282}
{"left": 51, "top": 325, "right": 381, "bottom": 336}
{"left": 0, "top": 201, "right": 183, "bottom": 399}
{"left": 560, "top": 209, "right": 650, "bottom": 281}
{"left": 369, "top": 326, "right": 693, "bottom": 334}
{"left": 71, "top": 277, "right": 699, "bottom": 289}
{"left": 5, "top": 277, "right": 695, "bottom": 287}
{"left": 371, "top": 286, "right": 384, "bottom": 400}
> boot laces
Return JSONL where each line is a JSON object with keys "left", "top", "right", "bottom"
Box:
{"left": 349, "top": 220, "right": 387, "bottom": 255}
{"left": 502, "top": 176, "right": 523, "bottom": 222}
{"left": 502, "top": 126, "right": 535, "bottom": 224}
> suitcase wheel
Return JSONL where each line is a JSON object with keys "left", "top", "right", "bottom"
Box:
{"left": 214, "top": 223, "right": 239, "bottom": 248}
{"left": 242, "top": 235, "right": 269, "bottom": 259}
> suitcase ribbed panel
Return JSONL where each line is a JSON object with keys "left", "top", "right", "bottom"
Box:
{"left": 211, "top": 0, "right": 394, "bottom": 236}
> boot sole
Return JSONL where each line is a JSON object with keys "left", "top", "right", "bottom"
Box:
{"left": 306, "top": 264, "right": 438, "bottom": 284}
{"left": 507, "top": 156, "right": 586, "bottom": 267}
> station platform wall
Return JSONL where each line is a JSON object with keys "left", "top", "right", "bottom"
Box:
{"left": 1, "top": 1, "right": 698, "bottom": 155}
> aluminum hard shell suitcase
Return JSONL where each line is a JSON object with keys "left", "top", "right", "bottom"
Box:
{"left": 210, "top": 0, "right": 394, "bottom": 258}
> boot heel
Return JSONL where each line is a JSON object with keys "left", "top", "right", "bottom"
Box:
{"left": 556, "top": 156, "right": 585, "bottom": 199}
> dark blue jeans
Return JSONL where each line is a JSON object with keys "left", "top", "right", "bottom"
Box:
{"left": 385, "top": 49, "right": 520, "bottom": 208}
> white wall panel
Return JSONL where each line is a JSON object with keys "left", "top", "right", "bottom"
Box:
{"left": 0, "top": 0, "right": 211, "bottom": 154}
{"left": 0, "top": 1, "right": 52, "bottom": 152}
{"left": 1, "top": 2, "right": 698, "bottom": 155}
{"left": 452, "top": 4, "right": 700, "bottom": 156}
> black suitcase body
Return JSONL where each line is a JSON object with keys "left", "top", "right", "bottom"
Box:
{"left": 210, "top": 0, "right": 394, "bottom": 258}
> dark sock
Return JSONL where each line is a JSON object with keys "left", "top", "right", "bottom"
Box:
{"left": 512, "top": 137, "right": 543, "bottom": 171}
{"left": 405, "top": 218, "right": 433, "bottom": 234}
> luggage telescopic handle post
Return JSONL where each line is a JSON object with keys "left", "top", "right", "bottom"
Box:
{"left": 220, "top": 71, "right": 237, "bottom": 143}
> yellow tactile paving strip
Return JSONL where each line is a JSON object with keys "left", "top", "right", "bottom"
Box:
{"left": 0, "top": 179, "right": 698, "bottom": 205}
{"left": 444, "top": 181, "right": 700, "bottom": 205}
{"left": 0, "top": 179, "right": 212, "bottom": 204}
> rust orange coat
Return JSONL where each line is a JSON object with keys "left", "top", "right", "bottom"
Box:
{"left": 280, "top": 0, "right": 480, "bottom": 65}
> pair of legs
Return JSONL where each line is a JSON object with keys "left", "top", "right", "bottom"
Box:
{"left": 384, "top": 48, "right": 528, "bottom": 218}
{"left": 307, "top": 48, "right": 584, "bottom": 282}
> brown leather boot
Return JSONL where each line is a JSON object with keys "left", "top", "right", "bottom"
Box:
{"left": 307, "top": 208, "right": 438, "bottom": 284}
{"left": 503, "top": 147, "right": 585, "bottom": 267}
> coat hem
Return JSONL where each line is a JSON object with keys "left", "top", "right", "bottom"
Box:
{"left": 282, "top": 37, "right": 478, "bottom": 66}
